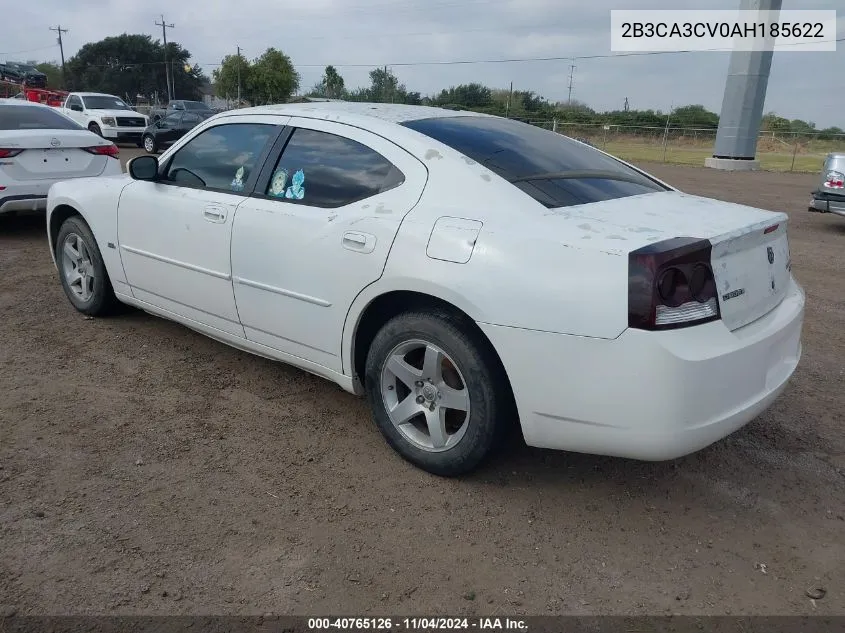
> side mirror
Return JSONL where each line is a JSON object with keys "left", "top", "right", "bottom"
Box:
{"left": 128, "top": 155, "right": 159, "bottom": 181}
{"left": 70, "top": 104, "right": 83, "bottom": 112}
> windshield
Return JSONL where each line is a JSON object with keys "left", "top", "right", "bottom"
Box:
{"left": 402, "top": 116, "right": 668, "bottom": 209}
{"left": 0, "top": 105, "right": 82, "bottom": 130}
{"left": 183, "top": 101, "right": 211, "bottom": 111}
{"left": 82, "top": 95, "right": 131, "bottom": 110}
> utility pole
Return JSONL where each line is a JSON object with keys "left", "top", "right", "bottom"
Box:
{"left": 505, "top": 81, "right": 512, "bottom": 118}
{"left": 155, "top": 14, "right": 175, "bottom": 101}
{"left": 567, "top": 63, "right": 575, "bottom": 105}
{"left": 236, "top": 45, "right": 241, "bottom": 106}
{"left": 49, "top": 25, "right": 68, "bottom": 89}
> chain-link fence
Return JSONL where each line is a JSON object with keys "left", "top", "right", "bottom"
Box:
{"left": 529, "top": 120, "right": 844, "bottom": 173}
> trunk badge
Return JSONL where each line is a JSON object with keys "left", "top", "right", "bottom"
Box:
{"left": 50, "top": 138, "right": 61, "bottom": 147}
{"left": 767, "top": 246, "right": 775, "bottom": 265}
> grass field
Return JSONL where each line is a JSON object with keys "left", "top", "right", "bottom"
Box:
{"left": 599, "top": 142, "right": 827, "bottom": 173}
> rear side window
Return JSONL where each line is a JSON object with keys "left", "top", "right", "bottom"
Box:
{"left": 163, "top": 123, "right": 275, "bottom": 192}
{"left": 402, "top": 116, "right": 667, "bottom": 209}
{"left": 0, "top": 105, "right": 82, "bottom": 130}
{"left": 263, "top": 128, "right": 405, "bottom": 208}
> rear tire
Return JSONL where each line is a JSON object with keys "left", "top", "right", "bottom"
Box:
{"left": 55, "top": 216, "right": 119, "bottom": 317}
{"left": 364, "top": 310, "right": 512, "bottom": 477}
{"left": 143, "top": 134, "right": 157, "bottom": 154}
{"left": 88, "top": 122, "right": 102, "bottom": 137}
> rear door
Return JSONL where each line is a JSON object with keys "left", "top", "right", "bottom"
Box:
{"left": 230, "top": 118, "right": 428, "bottom": 371}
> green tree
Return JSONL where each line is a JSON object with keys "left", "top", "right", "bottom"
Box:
{"left": 671, "top": 104, "right": 719, "bottom": 129}
{"left": 432, "top": 83, "right": 492, "bottom": 109}
{"left": 33, "top": 61, "right": 63, "bottom": 88}
{"left": 212, "top": 52, "right": 250, "bottom": 101}
{"left": 761, "top": 111, "right": 791, "bottom": 133}
{"left": 246, "top": 47, "right": 300, "bottom": 104}
{"left": 65, "top": 34, "right": 206, "bottom": 101}
{"left": 309, "top": 65, "right": 345, "bottom": 99}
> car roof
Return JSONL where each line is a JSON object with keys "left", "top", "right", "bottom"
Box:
{"left": 228, "top": 101, "right": 490, "bottom": 125}
{"left": 0, "top": 98, "right": 49, "bottom": 107}
{"left": 73, "top": 92, "right": 123, "bottom": 98}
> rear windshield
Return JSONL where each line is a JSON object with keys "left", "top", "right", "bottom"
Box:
{"left": 402, "top": 116, "right": 668, "bottom": 208}
{"left": 183, "top": 101, "right": 211, "bottom": 111}
{"left": 0, "top": 105, "right": 82, "bottom": 130}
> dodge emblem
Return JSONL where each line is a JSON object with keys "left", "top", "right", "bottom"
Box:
{"left": 767, "top": 246, "right": 774, "bottom": 265}
{"left": 50, "top": 138, "right": 61, "bottom": 147}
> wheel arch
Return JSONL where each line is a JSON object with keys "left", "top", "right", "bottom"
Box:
{"left": 48, "top": 203, "right": 84, "bottom": 265}
{"left": 345, "top": 287, "right": 518, "bottom": 422}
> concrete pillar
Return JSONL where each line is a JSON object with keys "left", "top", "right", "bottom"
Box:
{"left": 705, "top": 0, "right": 783, "bottom": 171}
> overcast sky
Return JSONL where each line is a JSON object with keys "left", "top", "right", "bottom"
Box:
{"left": 4, "top": 0, "right": 843, "bottom": 127}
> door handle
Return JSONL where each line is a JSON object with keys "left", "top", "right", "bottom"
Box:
{"left": 203, "top": 205, "right": 227, "bottom": 223}
{"left": 342, "top": 231, "right": 376, "bottom": 254}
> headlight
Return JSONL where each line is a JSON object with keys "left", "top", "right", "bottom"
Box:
{"left": 101, "top": 117, "right": 116, "bottom": 127}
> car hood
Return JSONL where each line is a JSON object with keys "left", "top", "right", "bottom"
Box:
{"left": 87, "top": 109, "right": 145, "bottom": 118}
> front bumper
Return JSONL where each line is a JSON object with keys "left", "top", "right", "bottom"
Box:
{"left": 480, "top": 277, "right": 805, "bottom": 461}
{"left": 809, "top": 190, "right": 845, "bottom": 217}
{"left": 101, "top": 127, "right": 145, "bottom": 143}
{"left": 0, "top": 194, "right": 47, "bottom": 215}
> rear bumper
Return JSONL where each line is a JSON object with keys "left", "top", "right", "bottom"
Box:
{"left": 0, "top": 194, "right": 47, "bottom": 215}
{"left": 479, "top": 277, "right": 804, "bottom": 461}
{"left": 810, "top": 191, "right": 845, "bottom": 217}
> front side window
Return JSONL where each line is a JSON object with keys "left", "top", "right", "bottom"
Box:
{"left": 0, "top": 105, "right": 82, "bottom": 131}
{"left": 263, "top": 128, "right": 404, "bottom": 208}
{"left": 160, "top": 113, "right": 181, "bottom": 128}
{"left": 82, "top": 95, "right": 131, "bottom": 110}
{"left": 163, "top": 123, "right": 275, "bottom": 192}
{"left": 402, "top": 116, "right": 668, "bottom": 209}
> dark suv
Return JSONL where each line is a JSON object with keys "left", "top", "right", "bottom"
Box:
{"left": 0, "top": 62, "right": 48, "bottom": 87}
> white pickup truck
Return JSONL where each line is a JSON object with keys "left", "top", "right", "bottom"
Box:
{"left": 59, "top": 92, "right": 149, "bottom": 146}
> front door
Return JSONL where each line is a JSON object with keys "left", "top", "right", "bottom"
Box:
{"left": 118, "top": 119, "right": 282, "bottom": 337}
{"left": 231, "top": 118, "right": 428, "bottom": 371}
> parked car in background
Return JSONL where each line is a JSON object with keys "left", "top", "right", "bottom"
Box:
{"left": 808, "top": 152, "right": 845, "bottom": 218}
{"left": 141, "top": 109, "right": 213, "bottom": 153}
{"left": 149, "top": 99, "right": 215, "bottom": 123}
{"left": 59, "top": 92, "right": 148, "bottom": 146}
{"left": 0, "top": 99, "right": 121, "bottom": 216}
{"left": 0, "top": 62, "right": 48, "bottom": 88}
{"left": 44, "top": 102, "right": 804, "bottom": 476}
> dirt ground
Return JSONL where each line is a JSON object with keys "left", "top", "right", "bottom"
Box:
{"left": 1, "top": 151, "right": 843, "bottom": 617}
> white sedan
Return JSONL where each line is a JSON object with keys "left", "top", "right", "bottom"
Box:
{"left": 0, "top": 99, "right": 122, "bottom": 216}
{"left": 45, "top": 102, "right": 805, "bottom": 476}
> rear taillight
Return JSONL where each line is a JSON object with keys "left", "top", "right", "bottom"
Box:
{"left": 824, "top": 171, "right": 844, "bottom": 189}
{"left": 0, "top": 149, "right": 23, "bottom": 158}
{"left": 628, "top": 237, "right": 721, "bottom": 331}
{"left": 83, "top": 144, "right": 119, "bottom": 158}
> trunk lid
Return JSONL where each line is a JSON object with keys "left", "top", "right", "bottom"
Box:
{"left": 0, "top": 129, "right": 110, "bottom": 181}
{"left": 548, "top": 191, "right": 792, "bottom": 331}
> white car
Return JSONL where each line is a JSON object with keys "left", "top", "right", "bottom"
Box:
{"left": 60, "top": 92, "right": 148, "bottom": 146}
{"left": 45, "top": 103, "right": 805, "bottom": 476}
{"left": 1, "top": 99, "right": 122, "bottom": 216}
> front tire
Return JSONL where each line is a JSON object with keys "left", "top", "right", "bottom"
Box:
{"left": 143, "top": 134, "right": 157, "bottom": 154}
{"left": 88, "top": 122, "right": 102, "bottom": 137}
{"left": 55, "top": 216, "right": 119, "bottom": 316}
{"left": 365, "top": 310, "right": 511, "bottom": 476}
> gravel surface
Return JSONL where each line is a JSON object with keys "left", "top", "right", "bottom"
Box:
{"left": 1, "top": 154, "right": 843, "bottom": 616}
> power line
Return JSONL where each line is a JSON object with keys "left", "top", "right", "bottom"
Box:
{"left": 53, "top": 35, "right": 845, "bottom": 70}
{"left": 49, "top": 25, "right": 68, "bottom": 89}
{"left": 0, "top": 44, "right": 59, "bottom": 57}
